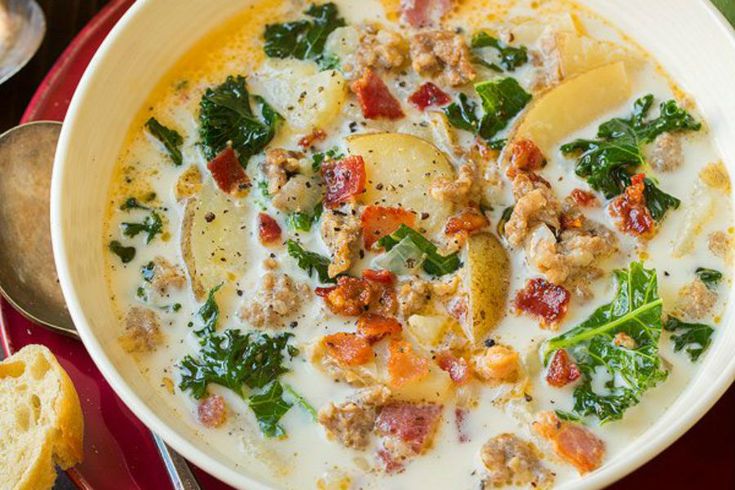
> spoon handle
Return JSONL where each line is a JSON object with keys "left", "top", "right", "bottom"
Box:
{"left": 152, "top": 433, "right": 202, "bottom": 490}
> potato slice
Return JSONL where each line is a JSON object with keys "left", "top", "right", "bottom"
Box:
{"left": 553, "top": 31, "right": 641, "bottom": 79}
{"left": 250, "top": 58, "right": 348, "bottom": 131}
{"left": 463, "top": 232, "right": 511, "bottom": 344}
{"left": 347, "top": 132, "right": 456, "bottom": 236}
{"left": 510, "top": 61, "right": 631, "bottom": 154}
{"left": 181, "top": 182, "right": 250, "bottom": 300}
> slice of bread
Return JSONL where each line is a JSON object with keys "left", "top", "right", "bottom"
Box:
{"left": 0, "top": 345, "right": 84, "bottom": 490}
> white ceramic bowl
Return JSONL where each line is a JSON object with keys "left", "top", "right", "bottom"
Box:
{"left": 51, "top": 1, "right": 735, "bottom": 488}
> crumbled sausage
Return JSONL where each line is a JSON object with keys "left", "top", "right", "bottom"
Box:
{"left": 198, "top": 394, "right": 227, "bottom": 428}
{"left": 318, "top": 386, "right": 391, "bottom": 449}
{"left": 262, "top": 148, "right": 303, "bottom": 195}
{"left": 648, "top": 133, "right": 683, "bottom": 172}
{"left": 321, "top": 207, "right": 362, "bottom": 278}
{"left": 149, "top": 257, "right": 186, "bottom": 296}
{"left": 674, "top": 278, "right": 717, "bottom": 321}
{"left": 119, "top": 306, "right": 163, "bottom": 353}
{"left": 429, "top": 163, "right": 479, "bottom": 206}
{"left": 480, "top": 433, "right": 555, "bottom": 489}
{"left": 410, "top": 30, "right": 476, "bottom": 87}
{"left": 239, "top": 272, "right": 309, "bottom": 328}
{"left": 175, "top": 165, "right": 202, "bottom": 201}
{"left": 505, "top": 174, "right": 561, "bottom": 248}
{"left": 397, "top": 279, "right": 433, "bottom": 318}
{"left": 355, "top": 23, "right": 407, "bottom": 73}
{"left": 472, "top": 345, "right": 521, "bottom": 385}
{"left": 708, "top": 231, "right": 732, "bottom": 261}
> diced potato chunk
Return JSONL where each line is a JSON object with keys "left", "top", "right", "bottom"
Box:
{"left": 552, "top": 31, "right": 641, "bottom": 79}
{"left": 347, "top": 132, "right": 455, "bottom": 236}
{"left": 464, "top": 233, "right": 511, "bottom": 344}
{"left": 388, "top": 364, "right": 453, "bottom": 402}
{"left": 181, "top": 182, "right": 250, "bottom": 300}
{"left": 510, "top": 62, "right": 631, "bottom": 153}
{"left": 250, "top": 58, "right": 348, "bottom": 131}
{"left": 407, "top": 314, "right": 449, "bottom": 348}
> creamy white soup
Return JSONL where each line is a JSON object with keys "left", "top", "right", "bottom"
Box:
{"left": 103, "top": 0, "right": 733, "bottom": 488}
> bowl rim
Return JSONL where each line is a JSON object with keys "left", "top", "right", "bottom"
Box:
{"left": 50, "top": 1, "right": 735, "bottom": 489}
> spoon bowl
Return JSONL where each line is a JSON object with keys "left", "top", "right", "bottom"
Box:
{"left": 0, "top": 0, "right": 46, "bottom": 85}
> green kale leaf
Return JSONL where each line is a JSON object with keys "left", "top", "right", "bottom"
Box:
{"left": 108, "top": 240, "right": 136, "bottom": 264}
{"left": 263, "top": 3, "right": 345, "bottom": 66}
{"left": 193, "top": 284, "right": 222, "bottom": 338}
{"left": 284, "top": 383, "right": 318, "bottom": 420}
{"left": 378, "top": 225, "right": 460, "bottom": 277}
{"left": 544, "top": 262, "right": 668, "bottom": 423}
{"left": 311, "top": 146, "right": 344, "bottom": 172}
{"left": 199, "top": 75, "right": 281, "bottom": 166}
{"left": 471, "top": 31, "right": 528, "bottom": 72}
{"left": 248, "top": 381, "right": 292, "bottom": 438}
{"left": 119, "top": 196, "right": 151, "bottom": 211}
{"left": 444, "top": 78, "right": 531, "bottom": 141}
{"left": 145, "top": 117, "right": 184, "bottom": 166}
{"left": 695, "top": 267, "right": 723, "bottom": 289}
{"left": 561, "top": 95, "right": 701, "bottom": 199}
{"left": 371, "top": 235, "right": 426, "bottom": 275}
{"left": 664, "top": 317, "right": 714, "bottom": 362}
{"left": 121, "top": 211, "right": 163, "bottom": 244}
{"left": 288, "top": 203, "right": 323, "bottom": 232}
{"left": 286, "top": 239, "right": 334, "bottom": 283}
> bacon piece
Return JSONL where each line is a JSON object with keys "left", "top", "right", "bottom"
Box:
{"left": 408, "top": 82, "right": 451, "bottom": 110}
{"left": 472, "top": 345, "right": 521, "bottom": 385}
{"left": 387, "top": 339, "right": 429, "bottom": 388}
{"left": 609, "top": 173, "right": 655, "bottom": 237}
{"left": 546, "top": 349, "right": 581, "bottom": 387}
{"left": 197, "top": 394, "right": 227, "bottom": 428}
{"left": 376, "top": 447, "right": 405, "bottom": 474}
{"left": 322, "top": 155, "right": 367, "bottom": 209}
{"left": 257, "top": 213, "right": 281, "bottom": 244}
{"left": 444, "top": 208, "right": 489, "bottom": 236}
{"left": 507, "top": 139, "right": 546, "bottom": 178}
{"left": 435, "top": 351, "right": 471, "bottom": 385}
{"left": 322, "top": 332, "right": 374, "bottom": 366}
{"left": 362, "top": 269, "right": 396, "bottom": 285}
{"left": 322, "top": 276, "right": 397, "bottom": 317}
{"left": 298, "top": 128, "right": 326, "bottom": 149}
{"left": 315, "top": 286, "right": 337, "bottom": 297}
{"left": 375, "top": 401, "right": 443, "bottom": 453}
{"left": 361, "top": 205, "right": 417, "bottom": 249}
{"left": 514, "top": 278, "right": 571, "bottom": 327}
{"left": 351, "top": 68, "right": 405, "bottom": 120}
{"left": 357, "top": 313, "right": 402, "bottom": 343}
{"left": 454, "top": 408, "right": 470, "bottom": 443}
{"left": 533, "top": 411, "right": 605, "bottom": 474}
{"left": 570, "top": 188, "right": 599, "bottom": 207}
{"left": 401, "top": 0, "right": 452, "bottom": 28}
{"left": 207, "top": 147, "right": 251, "bottom": 196}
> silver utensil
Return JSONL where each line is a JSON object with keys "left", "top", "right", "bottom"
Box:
{"left": 0, "top": 0, "right": 46, "bottom": 85}
{"left": 0, "top": 121, "right": 202, "bottom": 490}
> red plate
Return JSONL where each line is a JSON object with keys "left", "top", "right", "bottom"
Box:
{"left": 0, "top": 1, "right": 230, "bottom": 488}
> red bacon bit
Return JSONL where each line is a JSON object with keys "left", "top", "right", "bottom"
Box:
{"left": 357, "top": 314, "right": 402, "bottom": 343}
{"left": 351, "top": 68, "right": 404, "bottom": 120}
{"left": 362, "top": 269, "right": 396, "bottom": 285}
{"left": 377, "top": 447, "right": 406, "bottom": 474}
{"left": 401, "top": 0, "right": 452, "bottom": 28}
{"left": 515, "top": 278, "right": 571, "bottom": 327}
{"left": 533, "top": 411, "right": 605, "bottom": 474}
{"left": 298, "top": 128, "right": 326, "bottom": 149}
{"left": 445, "top": 208, "right": 490, "bottom": 236}
{"left": 361, "top": 205, "right": 417, "bottom": 249}
{"left": 388, "top": 340, "right": 430, "bottom": 388}
{"left": 609, "top": 173, "right": 655, "bottom": 237}
{"left": 322, "top": 155, "right": 367, "bottom": 209}
{"left": 507, "top": 139, "right": 546, "bottom": 178}
{"left": 408, "top": 82, "right": 451, "bottom": 110}
{"left": 435, "top": 352, "right": 471, "bottom": 385}
{"left": 197, "top": 395, "right": 227, "bottom": 428}
{"left": 315, "top": 286, "right": 336, "bottom": 297}
{"left": 546, "top": 349, "right": 581, "bottom": 387}
{"left": 375, "top": 401, "right": 443, "bottom": 453}
{"left": 322, "top": 332, "right": 373, "bottom": 366}
{"left": 570, "top": 188, "right": 599, "bottom": 207}
{"left": 322, "top": 276, "right": 397, "bottom": 317}
{"left": 207, "top": 147, "right": 251, "bottom": 196}
{"left": 454, "top": 408, "right": 470, "bottom": 443}
{"left": 257, "top": 213, "right": 281, "bottom": 244}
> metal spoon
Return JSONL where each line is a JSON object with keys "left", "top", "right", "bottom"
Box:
{"left": 0, "top": 121, "right": 202, "bottom": 490}
{"left": 0, "top": 0, "right": 46, "bottom": 85}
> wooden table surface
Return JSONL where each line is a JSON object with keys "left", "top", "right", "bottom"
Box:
{"left": 0, "top": 1, "right": 733, "bottom": 489}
